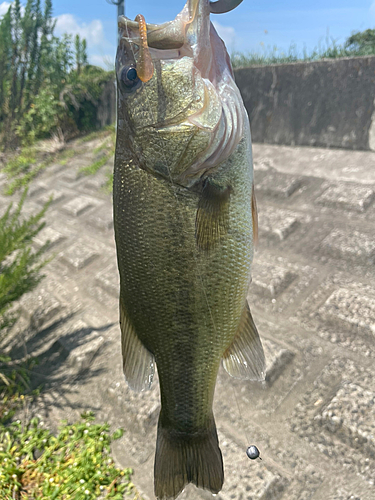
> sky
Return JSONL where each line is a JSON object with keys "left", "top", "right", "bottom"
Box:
{"left": 1, "top": 0, "right": 375, "bottom": 68}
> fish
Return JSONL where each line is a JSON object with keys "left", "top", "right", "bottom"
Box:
{"left": 113, "top": 0, "right": 266, "bottom": 498}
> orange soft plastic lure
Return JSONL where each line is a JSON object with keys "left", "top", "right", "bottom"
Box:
{"left": 135, "top": 14, "right": 154, "bottom": 83}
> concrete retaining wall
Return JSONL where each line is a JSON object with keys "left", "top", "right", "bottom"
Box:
{"left": 101, "top": 56, "right": 375, "bottom": 151}
{"left": 235, "top": 55, "right": 375, "bottom": 151}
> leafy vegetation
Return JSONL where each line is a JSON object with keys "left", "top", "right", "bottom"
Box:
{"left": 0, "top": 189, "right": 50, "bottom": 338}
{"left": 231, "top": 28, "right": 375, "bottom": 68}
{"left": 0, "top": 412, "right": 138, "bottom": 500}
{"left": 0, "top": 0, "right": 114, "bottom": 150}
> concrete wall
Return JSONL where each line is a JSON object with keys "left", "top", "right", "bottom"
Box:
{"left": 101, "top": 56, "right": 375, "bottom": 151}
{"left": 235, "top": 55, "right": 375, "bottom": 151}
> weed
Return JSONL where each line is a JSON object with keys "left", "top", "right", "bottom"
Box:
{"left": 231, "top": 33, "right": 375, "bottom": 68}
{"left": 0, "top": 411, "right": 138, "bottom": 499}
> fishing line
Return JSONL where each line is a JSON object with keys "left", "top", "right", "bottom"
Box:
{"left": 121, "top": 9, "right": 261, "bottom": 462}
{"left": 232, "top": 382, "right": 261, "bottom": 460}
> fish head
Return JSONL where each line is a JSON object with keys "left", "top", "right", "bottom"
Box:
{"left": 115, "top": 0, "right": 248, "bottom": 187}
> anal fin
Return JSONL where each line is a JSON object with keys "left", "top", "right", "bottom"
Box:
{"left": 222, "top": 302, "right": 266, "bottom": 381}
{"left": 120, "top": 297, "right": 154, "bottom": 392}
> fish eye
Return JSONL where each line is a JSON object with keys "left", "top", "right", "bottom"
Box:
{"left": 120, "top": 66, "right": 139, "bottom": 88}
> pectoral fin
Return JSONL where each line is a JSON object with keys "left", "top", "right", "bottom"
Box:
{"left": 195, "top": 179, "right": 232, "bottom": 251}
{"left": 120, "top": 297, "right": 154, "bottom": 392}
{"left": 222, "top": 302, "right": 266, "bottom": 381}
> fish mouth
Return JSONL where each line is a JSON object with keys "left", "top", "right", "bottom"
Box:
{"left": 118, "top": 0, "right": 243, "bottom": 77}
{"left": 118, "top": 1, "right": 244, "bottom": 49}
{"left": 117, "top": 0, "right": 247, "bottom": 185}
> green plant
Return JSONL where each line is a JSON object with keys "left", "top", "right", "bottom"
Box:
{"left": 0, "top": 412, "right": 139, "bottom": 499}
{"left": 0, "top": 188, "right": 50, "bottom": 426}
{"left": 0, "top": 0, "right": 114, "bottom": 150}
{"left": 0, "top": 189, "right": 50, "bottom": 336}
{"left": 79, "top": 124, "right": 115, "bottom": 179}
{"left": 231, "top": 29, "right": 375, "bottom": 68}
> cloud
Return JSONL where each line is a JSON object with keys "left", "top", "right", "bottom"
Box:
{"left": 90, "top": 54, "right": 115, "bottom": 71}
{"left": 0, "top": 2, "right": 10, "bottom": 17}
{"left": 212, "top": 21, "right": 236, "bottom": 51}
{"left": 55, "top": 14, "right": 111, "bottom": 51}
{"left": 55, "top": 13, "right": 116, "bottom": 67}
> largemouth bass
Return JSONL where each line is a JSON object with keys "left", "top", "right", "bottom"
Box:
{"left": 113, "top": 0, "right": 265, "bottom": 498}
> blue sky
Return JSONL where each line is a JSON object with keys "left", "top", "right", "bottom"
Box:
{"left": 1, "top": 0, "right": 374, "bottom": 68}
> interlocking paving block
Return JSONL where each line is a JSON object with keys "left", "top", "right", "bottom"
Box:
{"left": 60, "top": 170, "right": 85, "bottom": 184}
{"left": 262, "top": 338, "right": 294, "bottom": 385}
{"left": 27, "top": 182, "right": 47, "bottom": 197}
{"left": 33, "top": 226, "right": 65, "bottom": 249}
{"left": 316, "top": 182, "right": 375, "bottom": 212}
{"left": 252, "top": 261, "right": 297, "bottom": 298}
{"left": 258, "top": 206, "right": 300, "bottom": 240}
{"left": 88, "top": 210, "right": 113, "bottom": 231}
{"left": 253, "top": 157, "right": 275, "bottom": 172}
{"left": 321, "top": 229, "right": 375, "bottom": 264}
{"left": 95, "top": 264, "right": 119, "bottom": 298}
{"left": 46, "top": 162, "right": 66, "bottom": 175}
{"left": 58, "top": 239, "right": 99, "bottom": 270}
{"left": 217, "top": 433, "right": 287, "bottom": 500}
{"left": 315, "top": 382, "right": 375, "bottom": 458}
{"left": 62, "top": 196, "right": 96, "bottom": 217}
{"left": 56, "top": 320, "right": 105, "bottom": 372}
{"left": 318, "top": 287, "right": 375, "bottom": 338}
{"left": 37, "top": 189, "right": 65, "bottom": 205}
{"left": 257, "top": 171, "right": 301, "bottom": 197}
{"left": 20, "top": 288, "right": 62, "bottom": 329}
{"left": 106, "top": 377, "right": 160, "bottom": 437}
{"left": 291, "top": 357, "right": 375, "bottom": 481}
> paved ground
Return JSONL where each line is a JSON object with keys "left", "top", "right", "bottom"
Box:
{"left": 1, "top": 137, "right": 375, "bottom": 500}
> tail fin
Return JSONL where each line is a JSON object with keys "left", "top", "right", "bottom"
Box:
{"left": 154, "top": 416, "right": 224, "bottom": 500}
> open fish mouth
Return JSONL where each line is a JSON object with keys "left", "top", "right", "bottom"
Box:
{"left": 117, "top": 0, "right": 243, "bottom": 79}
{"left": 116, "top": 0, "right": 248, "bottom": 186}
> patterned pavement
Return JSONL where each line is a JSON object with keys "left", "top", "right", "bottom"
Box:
{"left": 1, "top": 138, "right": 375, "bottom": 500}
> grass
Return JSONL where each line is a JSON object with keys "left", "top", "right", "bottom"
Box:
{"left": 76, "top": 126, "right": 114, "bottom": 145}
{"left": 0, "top": 355, "right": 139, "bottom": 499}
{"left": 0, "top": 411, "right": 139, "bottom": 500}
{"left": 79, "top": 125, "right": 115, "bottom": 179}
{"left": 231, "top": 35, "right": 375, "bottom": 68}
